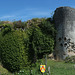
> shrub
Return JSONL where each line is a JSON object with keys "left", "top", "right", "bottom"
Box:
{"left": 1, "top": 24, "right": 12, "bottom": 36}
{"left": 0, "top": 18, "right": 56, "bottom": 72}
{"left": 26, "top": 24, "right": 54, "bottom": 63}
{"left": 0, "top": 31, "right": 29, "bottom": 72}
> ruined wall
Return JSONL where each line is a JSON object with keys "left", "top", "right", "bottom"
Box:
{"left": 54, "top": 7, "right": 75, "bottom": 60}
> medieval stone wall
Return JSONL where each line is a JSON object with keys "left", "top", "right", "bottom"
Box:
{"left": 54, "top": 6, "right": 75, "bottom": 60}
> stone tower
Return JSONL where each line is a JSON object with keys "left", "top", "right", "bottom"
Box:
{"left": 54, "top": 6, "right": 75, "bottom": 60}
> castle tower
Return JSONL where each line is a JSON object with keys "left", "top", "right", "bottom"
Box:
{"left": 54, "top": 7, "right": 75, "bottom": 60}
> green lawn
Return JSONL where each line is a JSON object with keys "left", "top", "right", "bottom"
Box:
{"left": 0, "top": 63, "right": 12, "bottom": 75}
{"left": 0, "top": 59, "right": 75, "bottom": 75}
{"left": 47, "top": 59, "right": 75, "bottom": 75}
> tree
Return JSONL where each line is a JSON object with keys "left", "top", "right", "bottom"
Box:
{"left": 0, "top": 31, "right": 29, "bottom": 72}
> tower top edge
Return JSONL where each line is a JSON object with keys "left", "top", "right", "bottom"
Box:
{"left": 56, "top": 6, "right": 75, "bottom": 10}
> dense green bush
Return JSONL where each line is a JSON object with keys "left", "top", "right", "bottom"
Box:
{"left": 0, "top": 18, "right": 56, "bottom": 72}
{"left": 26, "top": 20, "right": 55, "bottom": 63}
{"left": 0, "top": 30, "right": 29, "bottom": 72}
{"left": 39, "top": 18, "right": 56, "bottom": 38}
{"left": 1, "top": 24, "right": 12, "bottom": 36}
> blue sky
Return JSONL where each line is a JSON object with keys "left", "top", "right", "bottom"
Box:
{"left": 0, "top": 0, "right": 75, "bottom": 21}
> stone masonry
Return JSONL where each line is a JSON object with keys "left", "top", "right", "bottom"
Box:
{"left": 54, "top": 6, "right": 75, "bottom": 60}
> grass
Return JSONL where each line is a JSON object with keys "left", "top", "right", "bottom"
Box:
{"left": 47, "top": 60, "right": 75, "bottom": 75}
{"left": 0, "top": 59, "right": 75, "bottom": 75}
{"left": 31, "top": 59, "right": 75, "bottom": 75}
{"left": 0, "top": 63, "right": 12, "bottom": 75}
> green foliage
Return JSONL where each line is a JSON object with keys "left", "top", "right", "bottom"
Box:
{"left": 0, "top": 31, "right": 29, "bottom": 72}
{"left": 1, "top": 24, "right": 12, "bottom": 36}
{"left": 26, "top": 20, "right": 55, "bottom": 62}
{"left": 39, "top": 19, "right": 56, "bottom": 38}
{"left": 0, "top": 18, "right": 56, "bottom": 72}
{"left": 13, "top": 20, "right": 25, "bottom": 29}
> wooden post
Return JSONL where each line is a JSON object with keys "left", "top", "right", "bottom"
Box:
{"left": 45, "top": 54, "right": 47, "bottom": 72}
{"left": 42, "top": 73, "right": 44, "bottom": 75}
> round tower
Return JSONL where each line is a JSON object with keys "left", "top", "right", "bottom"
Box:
{"left": 54, "top": 6, "right": 75, "bottom": 60}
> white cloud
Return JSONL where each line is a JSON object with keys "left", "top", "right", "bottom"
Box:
{"left": 0, "top": 15, "right": 14, "bottom": 19}
{"left": 0, "top": 7, "right": 54, "bottom": 21}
